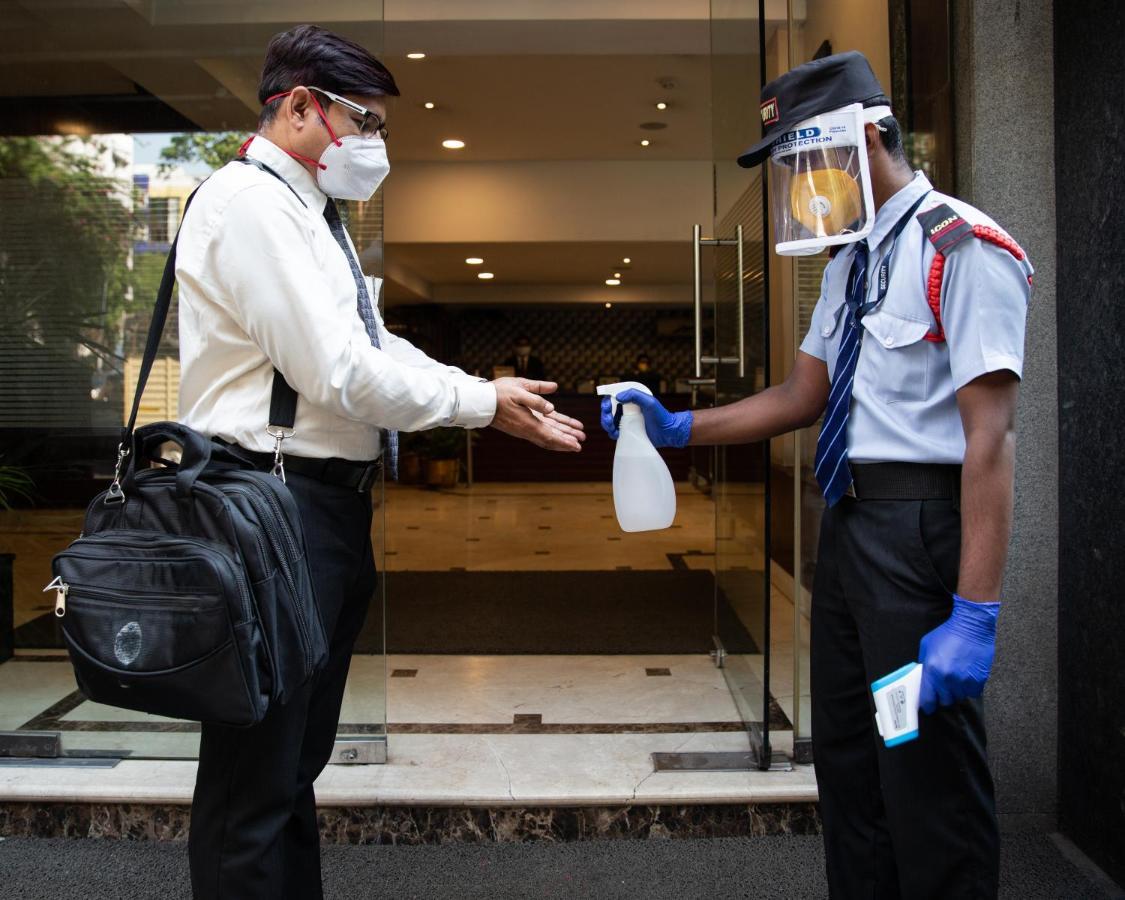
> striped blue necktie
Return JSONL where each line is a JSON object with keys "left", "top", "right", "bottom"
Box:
{"left": 815, "top": 240, "right": 869, "bottom": 507}
{"left": 324, "top": 199, "right": 399, "bottom": 479}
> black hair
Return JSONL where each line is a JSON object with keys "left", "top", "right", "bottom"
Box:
{"left": 876, "top": 115, "right": 911, "bottom": 168}
{"left": 258, "top": 25, "right": 400, "bottom": 127}
{"left": 515, "top": 335, "right": 531, "bottom": 344}
{"left": 635, "top": 353, "right": 651, "bottom": 364}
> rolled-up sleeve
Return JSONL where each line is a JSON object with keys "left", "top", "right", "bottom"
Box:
{"left": 209, "top": 185, "right": 496, "bottom": 431}
{"left": 940, "top": 237, "right": 1032, "bottom": 391}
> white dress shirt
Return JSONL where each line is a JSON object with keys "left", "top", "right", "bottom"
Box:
{"left": 800, "top": 172, "right": 1032, "bottom": 465}
{"left": 176, "top": 135, "right": 496, "bottom": 461}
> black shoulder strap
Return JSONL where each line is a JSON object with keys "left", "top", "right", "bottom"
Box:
{"left": 121, "top": 166, "right": 299, "bottom": 456}
{"left": 121, "top": 184, "right": 201, "bottom": 448}
{"left": 917, "top": 202, "right": 975, "bottom": 256}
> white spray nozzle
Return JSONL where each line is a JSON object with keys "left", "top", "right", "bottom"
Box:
{"left": 596, "top": 381, "right": 652, "bottom": 417}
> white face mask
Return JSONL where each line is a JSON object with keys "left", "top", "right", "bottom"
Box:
{"left": 316, "top": 134, "right": 390, "bottom": 201}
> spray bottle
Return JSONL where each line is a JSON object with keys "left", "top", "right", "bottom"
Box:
{"left": 596, "top": 382, "right": 677, "bottom": 532}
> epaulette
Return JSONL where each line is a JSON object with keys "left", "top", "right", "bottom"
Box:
{"left": 916, "top": 203, "right": 1030, "bottom": 343}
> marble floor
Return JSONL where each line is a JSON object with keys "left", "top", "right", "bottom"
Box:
{"left": 0, "top": 649, "right": 817, "bottom": 806}
{"left": 378, "top": 481, "right": 722, "bottom": 572}
{"left": 0, "top": 482, "right": 813, "bottom": 803}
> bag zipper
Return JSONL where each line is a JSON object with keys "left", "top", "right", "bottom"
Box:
{"left": 61, "top": 533, "right": 253, "bottom": 624}
{"left": 54, "top": 583, "right": 221, "bottom": 617}
{"left": 44, "top": 576, "right": 69, "bottom": 618}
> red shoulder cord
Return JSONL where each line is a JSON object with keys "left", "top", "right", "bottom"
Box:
{"left": 924, "top": 225, "right": 1031, "bottom": 343}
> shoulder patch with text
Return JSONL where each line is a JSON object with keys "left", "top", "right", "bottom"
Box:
{"left": 917, "top": 203, "right": 973, "bottom": 255}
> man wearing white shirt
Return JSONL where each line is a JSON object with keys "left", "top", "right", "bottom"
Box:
{"left": 176, "top": 25, "right": 585, "bottom": 899}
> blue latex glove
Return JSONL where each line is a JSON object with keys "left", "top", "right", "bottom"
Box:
{"left": 600, "top": 390, "right": 693, "bottom": 449}
{"left": 918, "top": 594, "right": 1001, "bottom": 715}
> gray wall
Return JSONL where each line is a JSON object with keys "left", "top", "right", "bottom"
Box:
{"left": 954, "top": 0, "right": 1059, "bottom": 831}
{"left": 1055, "top": 0, "right": 1125, "bottom": 885}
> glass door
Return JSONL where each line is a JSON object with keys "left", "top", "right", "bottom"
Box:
{"left": 706, "top": 0, "right": 780, "bottom": 770}
{"left": 0, "top": 0, "right": 388, "bottom": 763}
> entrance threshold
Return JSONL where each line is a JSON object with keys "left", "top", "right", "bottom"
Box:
{"left": 0, "top": 735, "right": 816, "bottom": 810}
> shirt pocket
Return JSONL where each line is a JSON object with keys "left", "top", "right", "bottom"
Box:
{"left": 860, "top": 308, "right": 933, "bottom": 404}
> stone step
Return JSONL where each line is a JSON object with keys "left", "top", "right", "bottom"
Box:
{"left": 0, "top": 734, "right": 819, "bottom": 843}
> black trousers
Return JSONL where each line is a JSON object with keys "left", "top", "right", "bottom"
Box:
{"left": 188, "top": 472, "right": 376, "bottom": 900}
{"left": 811, "top": 497, "right": 999, "bottom": 900}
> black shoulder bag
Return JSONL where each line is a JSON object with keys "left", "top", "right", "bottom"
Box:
{"left": 46, "top": 183, "right": 328, "bottom": 727}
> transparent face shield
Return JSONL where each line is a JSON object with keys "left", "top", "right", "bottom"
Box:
{"left": 768, "top": 103, "right": 889, "bottom": 256}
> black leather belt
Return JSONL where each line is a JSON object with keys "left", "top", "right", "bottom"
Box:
{"left": 225, "top": 443, "right": 382, "bottom": 493}
{"left": 847, "top": 463, "right": 961, "bottom": 501}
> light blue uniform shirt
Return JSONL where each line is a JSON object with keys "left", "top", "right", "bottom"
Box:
{"left": 799, "top": 172, "right": 1033, "bottom": 465}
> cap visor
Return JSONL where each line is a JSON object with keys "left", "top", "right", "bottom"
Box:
{"left": 736, "top": 132, "right": 778, "bottom": 168}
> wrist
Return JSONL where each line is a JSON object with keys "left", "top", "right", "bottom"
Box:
{"left": 950, "top": 593, "right": 1001, "bottom": 639}
{"left": 953, "top": 592, "right": 1001, "bottom": 608}
{"left": 672, "top": 410, "right": 694, "bottom": 448}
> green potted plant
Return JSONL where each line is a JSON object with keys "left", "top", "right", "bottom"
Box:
{"left": 0, "top": 463, "right": 34, "bottom": 663}
{"left": 417, "top": 427, "right": 469, "bottom": 488}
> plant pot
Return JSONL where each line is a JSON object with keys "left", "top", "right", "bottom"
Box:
{"left": 398, "top": 452, "right": 424, "bottom": 485}
{"left": 0, "top": 553, "right": 13, "bottom": 664}
{"left": 425, "top": 459, "right": 460, "bottom": 488}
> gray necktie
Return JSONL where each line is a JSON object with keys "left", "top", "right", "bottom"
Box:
{"left": 323, "top": 198, "right": 398, "bottom": 479}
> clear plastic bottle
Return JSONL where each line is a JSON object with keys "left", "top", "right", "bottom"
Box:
{"left": 597, "top": 382, "right": 677, "bottom": 532}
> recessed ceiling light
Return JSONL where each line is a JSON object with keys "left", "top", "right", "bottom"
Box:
{"left": 442, "top": 139, "right": 466, "bottom": 150}
{"left": 640, "top": 140, "right": 651, "bottom": 147}
{"left": 656, "top": 101, "right": 668, "bottom": 110}
{"left": 424, "top": 102, "right": 436, "bottom": 110}
{"left": 605, "top": 278, "right": 621, "bottom": 286}
{"left": 465, "top": 257, "right": 484, "bottom": 265}
{"left": 613, "top": 272, "right": 621, "bottom": 278}
{"left": 407, "top": 52, "right": 426, "bottom": 60}
{"left": 623, "top": 257, "right": 631, "bottom": 264}
{"left": 478, "top": 272, "right": 494, "bottom": 280}
{"left": 56, "top": 120, "right": 91, "bottom": 136}
{"left": 605, "top": 302, "right": 613, "bottom": 309}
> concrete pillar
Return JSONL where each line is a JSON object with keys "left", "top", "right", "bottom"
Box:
{"left": 954, "top": 0, "right": 1058, "bottom": 831}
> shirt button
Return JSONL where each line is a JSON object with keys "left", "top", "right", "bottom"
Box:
{"left": 883, "top": 335, "right": 894, "bottom": 347}
{"left": 822, "top": 325, "right": 833, "bottom": 336}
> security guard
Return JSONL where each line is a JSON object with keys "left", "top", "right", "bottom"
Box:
{"left": 601, "top": 52, "right": 1031, "bottom": 899}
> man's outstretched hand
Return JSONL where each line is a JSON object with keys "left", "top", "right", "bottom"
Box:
{"left": 490, "top": 378, "right": 585, "bottom": 452}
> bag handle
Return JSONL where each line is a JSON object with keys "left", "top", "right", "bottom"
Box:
{"left": 107, "top": 172, "right": 300, "bottom": 503}
{"left": 127, "top": 422, "right": 215, "bottom": 500}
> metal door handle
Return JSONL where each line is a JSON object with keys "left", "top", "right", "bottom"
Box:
{"left": 701, "top": 356, "right": 740, "bottom": 365}
{"left": 693, "top": 224, "right": 703, "bottom": 378}
{"left": 735, "top": 224, "right": 745, "bottom": 378}
{"left": 693, "top": 225, "right": 745, "bottom": 378}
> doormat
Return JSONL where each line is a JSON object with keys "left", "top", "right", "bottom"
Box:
{"left": 16, "top": 571, "right": 763, "bottom": 657}
{"left": 368, "top": 570, "right": 762, "bottom": 655}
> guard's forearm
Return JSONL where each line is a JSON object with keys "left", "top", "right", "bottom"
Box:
{"left": 689, "top": 381, "right": 815, "bottom": 446}
{"left": 956, "top": 428, "right": 1015, "bottom": 601}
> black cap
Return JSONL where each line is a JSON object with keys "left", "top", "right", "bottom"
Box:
{"left": 737, "top": 51, "right": 890, "bottom": 168}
